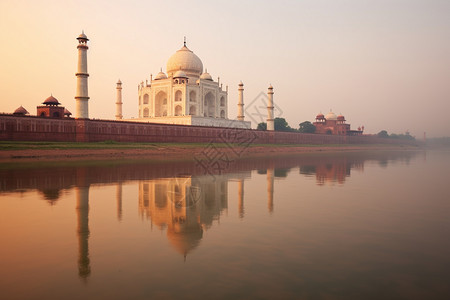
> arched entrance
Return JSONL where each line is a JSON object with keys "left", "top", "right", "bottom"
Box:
{"left": 175, "top": 105, "right": 182, "bottom": 116}
{"left": 189, "top": 91, "right": 196, "bottom": 102}
{"left": 189, "top": 105, "right": 196, "bottom": 115}
{"left": 204, "top": 92, "right": 215, "bottom": 117}
{"left": 155, "top": 91, "right": 167, "bottom": 117}
{"left": 175, "top": 90, "right": 182, "bottom": 102}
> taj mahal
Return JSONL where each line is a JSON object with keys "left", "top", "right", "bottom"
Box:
{"left": 2, "top": 32, "right": 380, "bottom": 143}
{"left": 121, "top": 39, "right": 252, "bottom": 129}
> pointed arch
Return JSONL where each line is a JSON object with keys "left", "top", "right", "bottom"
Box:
{"left": 189, "top": 90, "right": 196, "bottom": 102}
{"left": 175, "top": 105, "right": 182, "bottom": 116}
{"left": 204, "top": 92, "right": 215, "bottom": 118}
{"left": 175, "top": 90, "right": 182, "bottom": 102}
{"left": 189, "top": 105, "right": 196, "bottom": 115}
{"left": 155, "top": 91, "right": 167, "bottom": 117}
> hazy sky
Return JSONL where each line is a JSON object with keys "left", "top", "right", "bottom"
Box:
{"left": 1, "top": 0, "right": 449, "bottom": 137}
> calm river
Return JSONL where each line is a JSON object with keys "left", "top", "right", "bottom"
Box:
{"left": 1, "top": 150, "right": 449, "bottom": 300}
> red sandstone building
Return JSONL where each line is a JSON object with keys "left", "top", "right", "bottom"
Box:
{"left": 313, "top": 111, "right": 363, "bottom": 136}
{"left": 36, "top": 95, "right": 71, "bottom": 118}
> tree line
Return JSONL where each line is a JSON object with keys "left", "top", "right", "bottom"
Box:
{"left": 257, "top": 118, "right": 415, "bottom": 140}
{"left": 376, "top": 130, "right": 415, "bottom": 140}
{"left": 257, "top": 118, "right": 316, "bottom": 133}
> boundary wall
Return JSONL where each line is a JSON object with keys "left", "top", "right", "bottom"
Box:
{"left": 0, "top": 114, "right": 416, "bottom": 145}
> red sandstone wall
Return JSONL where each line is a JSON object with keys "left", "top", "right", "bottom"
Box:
{"left": 0, "top": 114, "right": 416, "bottom": 146}
{"left": 0, "top": 114, "right": 77, "bottom": 142}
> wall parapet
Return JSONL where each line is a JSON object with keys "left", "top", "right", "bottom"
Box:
{"left": 0, "top": 114, "right": 417, "bottom": 146}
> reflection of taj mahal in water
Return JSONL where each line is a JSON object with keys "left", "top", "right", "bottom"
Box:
{"left": 74, "top": 158, "right": 363, "bottom": 276}
{"left": 0, "top": 152, "right": 417, "bottom": 281}
{"left": 138, "top": 176, "right": 233, "bottom": 258}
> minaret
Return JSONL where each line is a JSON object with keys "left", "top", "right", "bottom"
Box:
{"left": 267, "top": 85, "right": 274, "bottom": 131}
{"left": 115, "top": 80, "right": 123, "bottom": 120}
{"left": 237, "top": 82, "right": 244, "bottom": 121}
{"left": 75, "top": 31, "right": 90, "bottom": 119}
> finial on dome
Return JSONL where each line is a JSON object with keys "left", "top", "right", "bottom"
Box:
{"left": 184, "top": 36, "right": 186, "bottom": 47}
{"left": 77, "top": 30, "right": 89, "bottom": 42}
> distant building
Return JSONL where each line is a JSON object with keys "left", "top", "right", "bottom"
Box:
{"left": 313, "top": 111, "right": 363, "bottom": 136}
{"left": 13, "top": 106, "right": 29, "bottom": 116}
{"left": 36, "top": 95, "right": 71, "bottom": 119}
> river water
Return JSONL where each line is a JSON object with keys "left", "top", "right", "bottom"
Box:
{"left": 1, "top": 150, "right": 449, "bottom": 300}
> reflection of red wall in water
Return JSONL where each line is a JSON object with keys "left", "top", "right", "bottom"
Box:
{"left": 0, "top": 114, "right": 415, "bottom": 145}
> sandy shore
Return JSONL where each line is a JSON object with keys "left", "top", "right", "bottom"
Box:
{"left": 0, "top": 144, "right": 419, "bottom": 163}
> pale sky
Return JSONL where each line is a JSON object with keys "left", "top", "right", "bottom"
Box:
{"left": 1, "top": 0, "right": 449, "bottom": 138}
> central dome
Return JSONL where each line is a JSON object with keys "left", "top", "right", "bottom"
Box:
{"left": 325, "top": 111, "right": 337, "bottom": 120}
{"left": 166, "top": 45, "right": 203, "bottom": 77}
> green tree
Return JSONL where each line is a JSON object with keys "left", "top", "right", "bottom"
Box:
{"left": 257, "top": 122, "right": 267, "bottom": 130}
{"left": 274, "top": 117, "right": 292, "bottom": 132}
{"left": 377, "top": 130, "right": 389, "bottom": 138}
{"left": 298, "top": 121, "right": 316, "bottom": 133}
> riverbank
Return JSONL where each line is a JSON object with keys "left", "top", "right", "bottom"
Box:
{"left": 0, "top": 141, "right": 420, "bottom": 163}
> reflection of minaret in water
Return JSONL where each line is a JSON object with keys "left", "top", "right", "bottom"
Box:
{"left": 267, "top": 168, "right": 274, "bottom": 213}
{"left": 76, "top": 186, "right": 91, "bottom": 280}
{"left": 116, "top": 182, "right": 123, "bottom": 221}
{"left": 238, "top": 179, "right": 244, "bottom": 218}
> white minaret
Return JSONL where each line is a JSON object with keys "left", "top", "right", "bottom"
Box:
{"left": 75, "top": 31, "right": 90, "bottom": 119}
{"left": 115, "top": 79, "right": 123, "bottom": 120}
{"left": 237, "top": 81, "right": 244, "bottom": 121}
{"left": 267, "top": 84, "right": 274, "bottom": 131}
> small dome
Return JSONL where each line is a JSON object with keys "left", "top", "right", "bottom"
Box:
{"left": 316, "top": 113, "right": 324, "bottom": 119}
{"left": 200, "top": 70, "right": 213, "bottom": 81}
{"left": 117, "top": 79, "right": 122, "bottom": 84}
{"left": 43, "top": 95, "right": 60, "bottom": 106}
{"left": 337, "top": 114, "right": 345, "bottom": 121}
{"left": 13, "top": 105, "right": 29, "bottom": 115}
{"left": 77, "top": 32, "right": 88, "bottom": 40}
{"left": 325, "top": 111, "right": 337, "bottom": 120}
{"left": 154, "top": 71, "right": 167, "bottom": 80}
{"left": 167, "top": 45, "right": 203, "bottom": 76}
{"left": 173, "top": 70, "right": 188, "bottom": 78}
{"left": 64, "top": 108, "right": 72, "bottom": 116}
